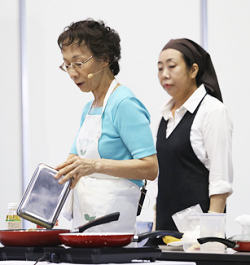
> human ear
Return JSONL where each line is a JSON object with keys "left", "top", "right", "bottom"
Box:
{"left": 102, "top": 61, "right": 109, "bottom": 67}
{"left": 191, "top": 63, "right": 199, "bottom": 79}
{"left": 99, "top": 56, "right": 110, "bottom": 68}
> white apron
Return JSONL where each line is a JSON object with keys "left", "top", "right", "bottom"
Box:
{"left": 63, "top": 79, "right": 140, "bottom": 233}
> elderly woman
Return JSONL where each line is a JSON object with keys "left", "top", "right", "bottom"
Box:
{"left": 54, "top": 19, "right": 158, "bottom": 232}
{"left": 156, "top": 38, "right": 233, "bottom": 231}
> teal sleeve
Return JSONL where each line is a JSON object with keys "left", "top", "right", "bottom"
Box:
{"left": 113, "top": 97, "right": 156, "bottom": 159}
{"left": 114, "top": 97, "right": 156, "bottom": 187}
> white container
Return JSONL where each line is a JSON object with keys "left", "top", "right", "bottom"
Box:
{"left": 6, "top": 202, "right": 21, "bottom": 230}
{"left": 199, "top": 213, "right": 226, "bottom": 253}
{"left": 182, "top": 238, "right": 200, "bottom": 252}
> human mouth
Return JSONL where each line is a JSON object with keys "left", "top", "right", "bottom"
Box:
{"left": 76, "top": 81, "right": 84, "bottom": 88}
{"left": 164, "top": 84, "right": 172, "bottom": 89}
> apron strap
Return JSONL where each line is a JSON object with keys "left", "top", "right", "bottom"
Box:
{"left": 101, "top": 78, "right": 118, "bottom": 115}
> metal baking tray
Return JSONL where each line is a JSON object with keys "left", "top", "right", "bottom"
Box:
{"left": 17, "top": 163, "right": 72, "bottom": 229}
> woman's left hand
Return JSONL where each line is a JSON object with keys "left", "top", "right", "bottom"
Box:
{"left": 54, "top": 154, "right": 96, "bottom": 189}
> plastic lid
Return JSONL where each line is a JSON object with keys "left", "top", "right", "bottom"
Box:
{"left": 8, "top": 202, "right": 18, "bottom": 209}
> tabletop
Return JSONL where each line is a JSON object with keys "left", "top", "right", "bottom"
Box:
{"left": 0, "top": 260, "right": 196, "bottom": 265}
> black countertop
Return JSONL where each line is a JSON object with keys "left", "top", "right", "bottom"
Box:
{"left": 0, "top": 246, "right": 162, "bottom": 264}
{"left": 158, "top": 249, "right": 250, "bottom": 265}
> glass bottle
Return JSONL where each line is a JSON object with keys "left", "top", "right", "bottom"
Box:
{"left": 5, "top": 202, "right": 21, "bottom": 229}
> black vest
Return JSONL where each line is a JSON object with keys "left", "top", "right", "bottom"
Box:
{"left": 156, "top": 96, "right": 209, "bottom": 231}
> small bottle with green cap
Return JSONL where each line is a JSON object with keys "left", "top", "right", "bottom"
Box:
{"left": 5, "top": 202, "right": 21, "bottom": 229}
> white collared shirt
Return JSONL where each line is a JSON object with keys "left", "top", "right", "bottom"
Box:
{"left": 159, "top": 85, "right": 233, "bottom": 197}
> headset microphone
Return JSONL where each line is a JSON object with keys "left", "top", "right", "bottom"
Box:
{"left": 87, "top": 64, "right": 110, "bottom": 79}
{"left": 87, "top": 73, "right": 94, "bottom": 79}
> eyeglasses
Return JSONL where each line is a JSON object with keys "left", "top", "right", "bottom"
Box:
{"left": 59, "top": 55, "right": 93, "bottom": 72}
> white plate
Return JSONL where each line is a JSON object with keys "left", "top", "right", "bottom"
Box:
{"left": 159, "top": 244, "right": 183, "bottom": 251}
{"left": 167, "top": 240, "right": 183, "bottom": 247}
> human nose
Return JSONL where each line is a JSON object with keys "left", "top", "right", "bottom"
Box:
{"left": 162, "top": 68, "right": 170, "bottom": 79}
{"left": 68, "top": 66, "right": 79, "bottom": 79}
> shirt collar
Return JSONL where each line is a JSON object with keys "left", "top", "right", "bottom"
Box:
{"left": 161, "top": 84, "right": 207, "bottom": 120}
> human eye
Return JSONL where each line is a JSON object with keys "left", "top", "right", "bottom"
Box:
{"left": 73, "top": 62, "right": 84, "bottom": 68}
{"left": 158, "top": 63, "right": 163, "bottom": 72}
{"left": 64, "top": 63, "right": 70, "bottom": 70}
{"left": 168, "top": 64, "right": 176, "bottom": 69}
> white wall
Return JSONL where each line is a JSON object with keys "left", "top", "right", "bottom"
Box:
{"left": 208, "top": 0, "right": 250, "bottom": 237}
{"left": 1, "top": 0, "right": 248, "bottom": 238}
{"left": 0, "top": 0, "right": 22, "bottom": 229}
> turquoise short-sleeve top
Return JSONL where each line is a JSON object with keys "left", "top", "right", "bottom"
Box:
{"left": 70, "top": 85, "right": 156, "bottom": 187}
